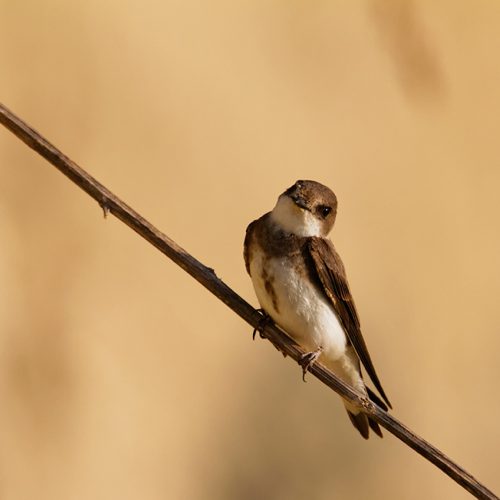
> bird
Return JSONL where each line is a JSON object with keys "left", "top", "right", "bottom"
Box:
{"left": 244, "top": 179, "right": 391, "bottom": 438}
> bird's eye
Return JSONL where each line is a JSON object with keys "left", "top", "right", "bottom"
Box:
{"left": 318, "top": 205, "right": 332, "bottom": 217}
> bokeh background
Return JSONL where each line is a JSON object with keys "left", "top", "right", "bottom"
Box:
{"left": 1, "top": 1, "right": 500, "bottom": 499}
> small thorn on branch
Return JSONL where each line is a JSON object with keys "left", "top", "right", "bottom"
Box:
{"left": 100, "top": 199, "right": 110, "bottom": 218}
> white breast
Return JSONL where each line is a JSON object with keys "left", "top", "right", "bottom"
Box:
{"left": 249, "top": 247, "right": 347, "bottom": 361}
{"left": 270, "top": 195, "right": 322, "bottom": 237}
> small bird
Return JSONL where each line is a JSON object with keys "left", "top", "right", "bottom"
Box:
{"left": 244, "top": 180, "right": 391, "bottom": 438}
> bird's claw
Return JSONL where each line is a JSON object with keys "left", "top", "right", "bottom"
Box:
{"left": 299, "top": 347, "right": 323, "bottom": 382}
{"left": 252, "top": 309, "right": 272, "bottom": 340}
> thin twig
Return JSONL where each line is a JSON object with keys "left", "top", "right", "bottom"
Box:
{"left": 0, "top": 102, "right": 497, "bottom": 500}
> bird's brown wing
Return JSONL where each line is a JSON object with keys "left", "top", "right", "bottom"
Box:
{"left": 307, "top": 236, "right": 392, "bottom": 408}
{"left": 244, "top": 219, "right": 259, "bottom": 275}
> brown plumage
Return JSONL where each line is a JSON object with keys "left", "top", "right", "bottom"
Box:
{"left": 307, "top": 237, "right": 392, "bottom": 410}
{"left": 244, "top": 180, "right": 391, "bottom": 439}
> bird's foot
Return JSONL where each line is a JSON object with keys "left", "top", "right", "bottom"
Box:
{"left": 252, "top": 309, "right": 272, "bottom": 340}
{"left": 299, "top": 346, "right": 323, "bottom": 382}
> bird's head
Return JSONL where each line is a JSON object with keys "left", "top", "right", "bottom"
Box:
{"left": 271, "top": 180, "right": 337, "bottom": 237}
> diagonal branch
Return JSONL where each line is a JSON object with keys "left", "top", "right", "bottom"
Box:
{"left": 0, "top": 102, "right": 497, "bottom": 500}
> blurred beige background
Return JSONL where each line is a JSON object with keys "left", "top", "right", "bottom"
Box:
{"left": 1, "top": 1, "right": 500, "bottom": 499}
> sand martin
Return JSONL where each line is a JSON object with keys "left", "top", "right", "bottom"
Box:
{"left": 244, "top": 180, "right": 391, "bottom": 439}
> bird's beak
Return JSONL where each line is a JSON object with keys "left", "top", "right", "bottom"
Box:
{"left": 289, "top": 193, "right": 309, "bottom": 211}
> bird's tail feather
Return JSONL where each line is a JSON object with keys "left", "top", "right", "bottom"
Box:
{"left": 367, "top": 387, "right": 389, "bottom": 411}
{"left": 345, "top": 386, "right": 388, "bottom": 439}
{"left": 347, "top": 410, "right": 370, "bottom": 439}
{"left": 346, "top": 410, "right": 383, "bottom": 439}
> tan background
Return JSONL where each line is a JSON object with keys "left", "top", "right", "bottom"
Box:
{"left": 1, "top": 1, "right": 500, "bottom": 499}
